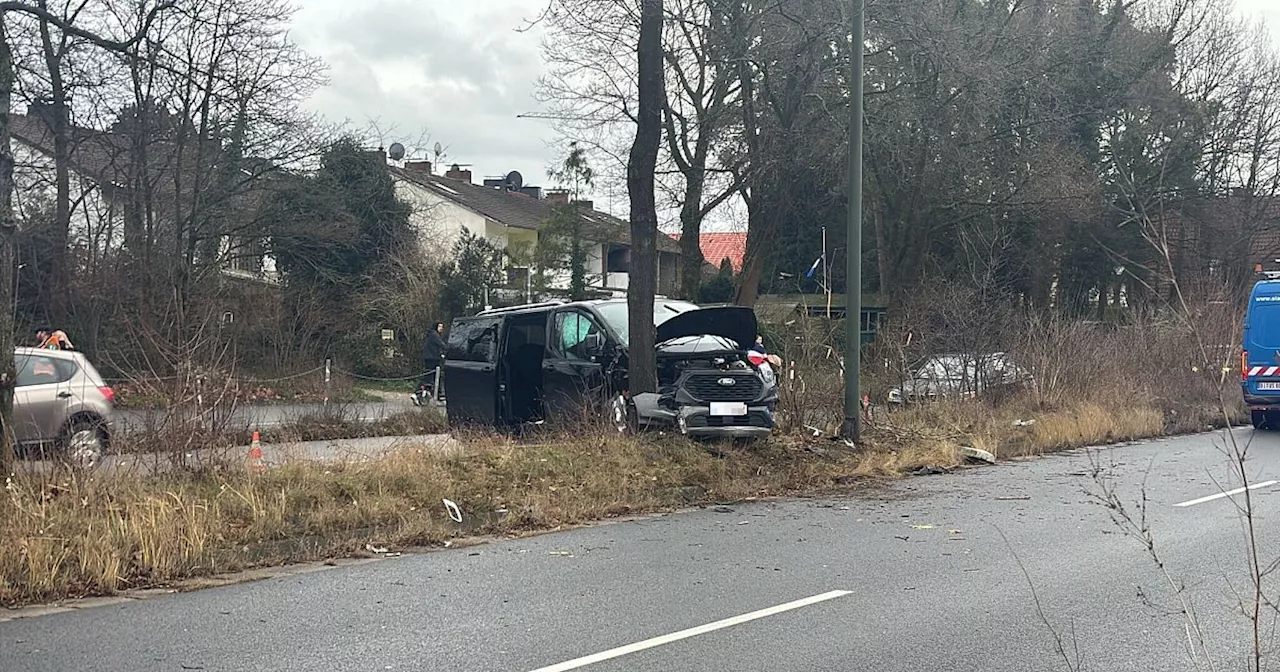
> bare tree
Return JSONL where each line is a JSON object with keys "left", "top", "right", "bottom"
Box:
{"left": 0, "top": 0, "right": 173, "bottom": 475}
{"left": 537, "top": 0, "right": 745, "bottom": 300}
{"left": 663, "top": 0, "right": 742, "bottom": 300}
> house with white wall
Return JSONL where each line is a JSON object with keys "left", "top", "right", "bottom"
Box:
{"left": 389, "top": 161, "right": 681, "bottom": 296}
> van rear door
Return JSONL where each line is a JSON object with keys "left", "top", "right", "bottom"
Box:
{"left": 443, "top": 316, "right": 503, "bottom": 427}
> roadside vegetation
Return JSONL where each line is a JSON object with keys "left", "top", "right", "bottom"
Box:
{"left": 0, "top": 289, "right": 1244, "bottom": 608}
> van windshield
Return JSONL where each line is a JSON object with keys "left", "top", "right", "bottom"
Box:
{"left": 1250, "top": 302, "right": 1280, "bottom": 349}
{"left": 595, "top": 300, "right": 700, "bottom": 343}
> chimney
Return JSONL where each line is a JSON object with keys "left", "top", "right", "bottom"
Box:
{"left": 546, "top": 189, "right": 570, "bottom": 205}
{"left": 405, "top": 160, "right": 433, "bottom": 174}
{"left": 364, "top": 147, "right": 387, "bottom": 164}
{"left": 445, "top": 163, "right": 473, "bottom": 183}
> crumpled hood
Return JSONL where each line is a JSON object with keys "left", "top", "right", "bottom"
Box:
{"left": 655, "top": 306, "right": 757, "bottom": 350}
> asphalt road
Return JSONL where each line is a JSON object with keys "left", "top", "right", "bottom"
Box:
{"left": 4, "top": 429, "right": 1280, "bottom": 671}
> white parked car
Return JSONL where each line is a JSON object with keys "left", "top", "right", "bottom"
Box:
{"left": 887, "top": 352, "right": 1030, "bottom": 404}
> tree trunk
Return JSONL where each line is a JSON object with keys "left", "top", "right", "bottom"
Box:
{"left": 37, "top": 0, "right": 70, "bottom": 321}
{"left": 873, "top": 209, "right": 889, "bottom": 294}
{"left": 0, "top": 16, "right": 18, "bottom": 475}
{"left": 627, "top": 0, "right": 663, "bottom": 395}
{"left": 677, "top": 168, "right": 705, "bottom": 301}
{"left": 734, "top": 194, "right": 768, "bottom": 307}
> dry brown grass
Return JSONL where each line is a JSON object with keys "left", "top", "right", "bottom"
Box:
{"left": 2, "top": 432, "right": 916, "bottom": 607}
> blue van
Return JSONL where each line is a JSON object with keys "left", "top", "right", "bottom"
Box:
{"left": 1242, "top": 275, "right": 1280, "bottom": 428}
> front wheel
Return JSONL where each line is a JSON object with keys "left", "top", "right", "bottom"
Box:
{"left": 61, "top": 417, "right": 107, "bottom": 468}
{"left": 608, "top": 394, "right": 637, "bottom": 435}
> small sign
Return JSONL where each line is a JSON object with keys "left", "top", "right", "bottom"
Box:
{"left": 380, "top": 329, "right": 395, "bottom": 341}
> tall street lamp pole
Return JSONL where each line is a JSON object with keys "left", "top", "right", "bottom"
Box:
{"left": 842, "top": 0, "right": 864, "bottom": 443}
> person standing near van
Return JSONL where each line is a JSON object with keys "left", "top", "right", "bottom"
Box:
{"left": 421, "top": 322, "right": 445, "bottom": 388}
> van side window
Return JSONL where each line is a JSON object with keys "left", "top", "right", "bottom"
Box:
{"left": 552, "top": 311, "right": 602, "bottom": 360}
{"left": 446, "top": 318, "right": 501, "bottom": 363}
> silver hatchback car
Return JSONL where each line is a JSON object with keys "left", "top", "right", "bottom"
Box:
{"left": 13, "top": 347, "right": 116, "bottom": 466}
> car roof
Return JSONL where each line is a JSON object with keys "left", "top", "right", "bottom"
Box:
{"left": 469, "top": 297, "right": 692, "bottom": 319}
{"left": 14, "top": 346, "right": 79, "bottom": 360}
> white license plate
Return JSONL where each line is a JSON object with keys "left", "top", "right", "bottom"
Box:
{"left": 1259, "top": 383, "right": 1280, "bottom": 391}
{"left": 710, "top": 402, "right": 748, "bottom": 416}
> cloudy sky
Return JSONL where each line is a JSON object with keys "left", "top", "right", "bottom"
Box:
{"left": 290, "top": 0, "right": 1280, "bottom": 218}
{"left": 291, "top": 1, "right": 556, "bottom": 191}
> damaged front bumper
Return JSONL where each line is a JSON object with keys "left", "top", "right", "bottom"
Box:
{"left": 674, "top": 404, "right": 774, "bottom": 439}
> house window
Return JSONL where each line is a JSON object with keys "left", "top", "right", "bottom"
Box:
{"left": 860, "top": 310, "right": 883, "bottom": 334}
{"left": 507, "top": 266, "right": 530, "bottom": 288}
{"left": 606, "top": 247, "right": 630, "bottom": 274}
{"left": 222, "top": 235, "right": 265, "bottom": 274}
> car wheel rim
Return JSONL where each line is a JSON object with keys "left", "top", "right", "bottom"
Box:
{"left": 612, "top": 397, "right": 627, "bottom": 433}
{"left": 68, "top": 429, "right": 102, "bottom": 468}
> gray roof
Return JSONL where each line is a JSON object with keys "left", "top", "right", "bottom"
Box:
{"left": 391, "top": 167, "right": 681, "bottom": 254}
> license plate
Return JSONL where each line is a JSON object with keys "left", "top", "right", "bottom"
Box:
{"left": 710, "top": 402, "right": 748, "bottom": 416}
{"left": 1259, "top": 383, "right": 1280, "bottom": 391}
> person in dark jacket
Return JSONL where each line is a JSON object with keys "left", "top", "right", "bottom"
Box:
{"left": 416, "top": 323, "right": 446, "bottom": 403}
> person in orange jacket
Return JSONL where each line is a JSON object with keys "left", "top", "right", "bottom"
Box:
{"left": 36, "top": 328, "right": 73, "bottom": 350}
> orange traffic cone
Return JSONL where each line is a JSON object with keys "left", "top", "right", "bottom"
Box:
{"left": 247, "top": 430, "right": 265, "bottom": 472}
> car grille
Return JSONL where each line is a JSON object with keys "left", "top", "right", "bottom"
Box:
{"left": 687, "top": 411, "right": 773, "bottom": 429}
{"left": 681, "top": 372, "right": 763, "bottom": 402}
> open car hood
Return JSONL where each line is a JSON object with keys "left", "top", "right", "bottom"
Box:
{"left": 655, "top": 306, "right": 757, "bottom": 350}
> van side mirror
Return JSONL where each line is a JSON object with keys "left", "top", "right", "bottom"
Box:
{"left": 584, "top": 332, "right": 605, "bottom": 356}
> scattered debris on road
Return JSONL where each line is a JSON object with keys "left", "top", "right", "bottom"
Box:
{"left": 959, "top": 446, "right": 997, "bottom": 464}
{"left": 442, "top": 498, "right": 463, "bottom": 523}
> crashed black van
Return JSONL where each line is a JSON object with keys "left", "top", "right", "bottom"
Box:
{"left": 442, "top": 298, "right": 778, "bottom": 439}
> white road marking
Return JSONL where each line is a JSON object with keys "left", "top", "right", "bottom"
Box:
{"left": 1174, "top": 480, "right": 1280, "bottom": 508}
{"left": 527, "top": 589, "right": 853, "bottom": 672}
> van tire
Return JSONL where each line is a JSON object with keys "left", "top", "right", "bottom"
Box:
{"left": 1253, "top": 410, "right": 1269, "bottom": 430}
{"left": 609, "top": 394, "right": 637, "bottom": 435}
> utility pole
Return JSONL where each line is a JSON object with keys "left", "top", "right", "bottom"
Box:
{"left": 842, "top": 0, "right": 864, "bottom": 443}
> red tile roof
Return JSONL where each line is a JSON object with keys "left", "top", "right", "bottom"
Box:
{"left": 670, "top": 232, "right": 748, "bottom": 272}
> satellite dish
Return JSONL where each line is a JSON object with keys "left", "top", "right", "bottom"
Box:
{"left": 433, "top": 142, "right": 443, "bottom": 156}
{"left": 505, "top": 170, "right": 524, "bottom": 191}
{"left": 388, "top": 142, "right": 406, "bottom": 161}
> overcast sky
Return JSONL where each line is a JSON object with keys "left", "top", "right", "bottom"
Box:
{"left": 291, "top": 1, "right": 556, "bottom": 191}
{"left": 290, "top": 0, "right": 1280, "bottom": 219}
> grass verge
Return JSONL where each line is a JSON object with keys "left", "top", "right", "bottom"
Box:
{"left": 1, "top": 433, "right": 899, "bottom": 607}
